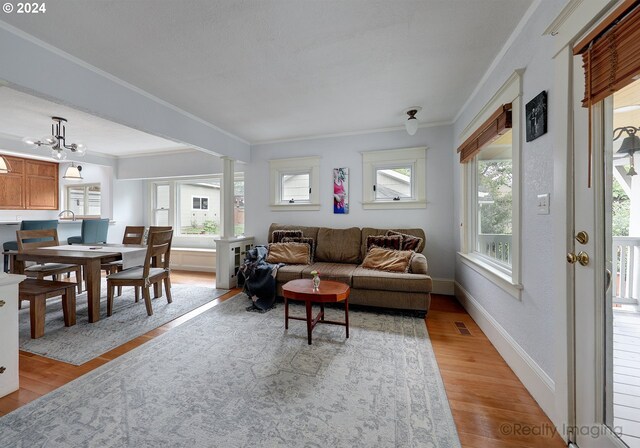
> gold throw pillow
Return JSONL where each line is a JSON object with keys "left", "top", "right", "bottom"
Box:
{"left": 266, "top": 242, "right": 311, "bottom": 265}
{"left": 361, "top": 246, "right": 413, "bottom": 273}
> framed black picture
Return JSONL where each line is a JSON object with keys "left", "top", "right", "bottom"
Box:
{"left": 525, "top": 91, "right": 547, "bottom": 142}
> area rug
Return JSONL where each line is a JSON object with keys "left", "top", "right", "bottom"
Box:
{"left": 1, "top": 293, "right": 461, "bottom": 447}
{"left": 18, "top": 282, "right": 228, "bottom": 365}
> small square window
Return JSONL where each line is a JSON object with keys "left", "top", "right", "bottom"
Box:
{"left": 375, "top": 166, "right": 413, "bottom": 200}
{"left": 281, "top": 173, "right": 310, "bottom": 203}
{"left": 269, "top": 156, "right": 320, "bottom": 210}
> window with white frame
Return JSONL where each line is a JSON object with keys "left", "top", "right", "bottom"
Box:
{"left": 362, "top": 147, "right": 426, "bottom": 209}
{"left": 192, "top": 196, "right": 209, "bottom": 210}
{"left": 269, "top": 156, "right": 320, "bottom": 210}
{"left": 65, "top": 183, "right": 101, "bottom": 218}
{"left": 153, "top": 183, "right": 170, "bottom": 226}
{"left": 459, "top": 71, "right": 522, "bottom": 297}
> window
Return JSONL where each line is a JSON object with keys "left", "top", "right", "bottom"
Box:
{"left": 153, "top": 183, "right": 170, "bottom": 226}
{"left": 269, "top": 156, "right": 320, "bottom": 210}
{"left": 178, "top": 179, "right": 220, "bottom": 236}
{"left": 458, "top": 71, "right": 522, "bottom": 297}
{"left": 192, "top": 196, "right": 209, "bottom": 210}
{"left": 362, "top": 147, "right": 426, "bottom": 209}
{"left": 234, "top": 175, "right": 245, "bottom": 236}
{"left": 65, "top": 184, "right": 101, "bottom": 217}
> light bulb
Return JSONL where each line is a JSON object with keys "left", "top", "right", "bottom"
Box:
{"left": 41, "top": 136, "right": 57, "bottom": 145}
{"left": 74, "top": 143, "right": 87, "bottom": 156}
{"left": 22, "top": 136, "right": 39, "bottom": 146}
{"left": 51, "top": 148, "right": 67, "bottom": 160}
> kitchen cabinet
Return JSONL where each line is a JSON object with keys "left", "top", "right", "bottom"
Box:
{"left": 0, "top": 156, "right": 58, "bottom": 210}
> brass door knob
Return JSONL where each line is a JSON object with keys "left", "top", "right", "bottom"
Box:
{"left": 567, "top": 252, "right": 590, "bottom": 266}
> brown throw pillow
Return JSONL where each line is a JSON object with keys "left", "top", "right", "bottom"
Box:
{"left": 281, "top": 236, "right": 315, "bottom": 262}
{"left": 366, "top": 234, "right": 403, "bottom": 252}
{"left": 386, "top": 230, "right": 424, "bottom": 252}
{"left": 272, "top": 229, "right": 303, "bottom": 243}
{"left": 361, "top": 246, "right": 414, "bottom": 273}
{"left": 266, "top": 242, "right": 311, "bottom": 265}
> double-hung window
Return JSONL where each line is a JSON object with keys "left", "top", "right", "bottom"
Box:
{"left": 65, "top": 183, "right": 101, "bottom": 218}
{"left": 458, "top": 71, "right": 522, "bottom": 297}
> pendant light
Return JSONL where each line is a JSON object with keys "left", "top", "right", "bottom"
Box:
{"left": 613, "top": 126, "right": 640, "bottom": 176}
{"left": 0, "top": 156, "right": 10, "bottom": 174}
{"left": 405, "top": 107, "right": 422, "bottom": 136}
{"left": 63, "top": 163, "right": 83, "bottom": 180}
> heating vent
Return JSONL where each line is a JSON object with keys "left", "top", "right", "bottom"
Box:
{"left": 454, "top": 321, "right": 472, "bottom": 336}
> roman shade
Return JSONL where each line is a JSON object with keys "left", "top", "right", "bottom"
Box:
{"left": 457, "top": 104, "right": 512, "bottom": 163}
{"left": 574, "top": 0, "right": 640, "bottom": 107}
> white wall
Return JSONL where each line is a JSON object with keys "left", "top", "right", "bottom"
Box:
{"left": 452, "top": 0, "right": 566, "bottom": 412}
{"left": 246, "top": 126, "right": 456, "bottom": 281}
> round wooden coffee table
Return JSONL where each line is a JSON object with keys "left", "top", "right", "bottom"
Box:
{"left": 282, "top": 279, "right": 350, "bottom": 345}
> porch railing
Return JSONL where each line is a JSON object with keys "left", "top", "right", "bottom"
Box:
{"left": 477, "top": 234, "right": 512, "bottom": 265}
{"left": 613, "top": 236, "right": 640, "bottom": 305}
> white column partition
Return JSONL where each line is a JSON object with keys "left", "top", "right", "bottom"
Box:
{"left": 221, "top": 157, "right": 235, "bottom": 239}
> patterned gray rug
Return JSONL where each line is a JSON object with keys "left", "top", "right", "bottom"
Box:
{"left": 1, "top": 293, "right": 461, "bottom": 447}
{"left": 18, "top": 282, "right": 228, "bottom": 365}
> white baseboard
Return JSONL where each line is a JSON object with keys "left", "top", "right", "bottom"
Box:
{"left": 432, "top": 278, "right": 455, "bottom": 295}
{"left": 454, "top": 281, "right": 556, "bottom": 421}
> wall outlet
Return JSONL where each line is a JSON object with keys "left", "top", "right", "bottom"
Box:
{"left": 536, "top": 193, "right": 550, "bottom": 215}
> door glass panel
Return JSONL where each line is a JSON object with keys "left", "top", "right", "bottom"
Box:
{"left": 607, "top": 79, "right": 640, "bottom": 446}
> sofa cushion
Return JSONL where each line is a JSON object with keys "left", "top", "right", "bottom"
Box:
{"left": 361, "top": 247, "right": 413, "bottom": 273}
{"left": 386, "top": 230, "right": 424, "bottom": 252}
{"left": 360, "top": 227, "right": 426, "bottom": 260}
{"left": 301, "top": 262, "right": 358, "bottom": 285}
{"left": 266, "top": 242, "right": 311, "bottom": 265}
{"left": 268, "top": 224, "right": 319, "bottom": 243}
{"left": 281, "top": 236, "right": 315, "bottom": 262}
{"left": 272, "top": 229, "right": 303, "bottom": 243}
{"left": 351, "top": 266, "right": 432, "bottom": 293}
{"left": 315, "top": 227, "right": 361, "bottom": 263}
{"left": 365, "top": 234, "right": 403, "bottom": 252}
{"left": 275, "top": 264, "right": 307, "bottom": 282}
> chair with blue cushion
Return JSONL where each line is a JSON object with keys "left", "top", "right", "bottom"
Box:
{"left": 67, "top": 218, "right": 110, "bottom": 245}
{"left": 3, "top": 220, "right": 59, "bottom": 273}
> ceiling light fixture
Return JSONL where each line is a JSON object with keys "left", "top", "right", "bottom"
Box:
{"left": 0, "top": 155, "right": 11, "bottom": 174}
{"left": 63, "top": 162, "right": 83, "bottom": 180}
{"left": 23, "top": 116, "right": 87, "bottom": 161}
{"left": 405, "top": 107, "right": 422, "bottom": 136}
{"left": 613, "top": 126, "right": 640, "bottom": 176}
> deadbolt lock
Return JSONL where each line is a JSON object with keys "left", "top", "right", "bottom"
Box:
{"left": 575, "top": 231, "right": 589, "bottom": 245}
{"left": 567, "top": 251, "right": 590, "bottom": 266}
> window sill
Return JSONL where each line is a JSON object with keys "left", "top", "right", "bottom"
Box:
{"left": 457, "top": 252, "right": 522, "bottom": 300}
{"left": 362, "top": 200, "right": 426, "bottom": 210}
{"left": 270, "top": 203, "right": 321, "bottom": 211}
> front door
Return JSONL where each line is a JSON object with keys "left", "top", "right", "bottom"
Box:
{"left": 573, "top": 56, "right": 640, "bottom": 448}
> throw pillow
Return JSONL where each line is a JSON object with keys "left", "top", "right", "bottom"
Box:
{"left": 386, "top": 230, "right": 424, "bottom": 252}
{"left": 266, "top": 242, "right": 311, "bottom": 265}
{"left": 272, "top": 229, "right": 303, "bottom": 243}
{"left": 281, "top": 236, "right": 315, "bottom": 262}
{"left": 361, "top": 246, "right": 414, "bottom": 273}
{"left": 366, "top": 234, "right": 403, "bottom": 252}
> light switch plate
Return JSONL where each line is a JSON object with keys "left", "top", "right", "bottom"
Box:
{"left": 537, "top": 193, "right": 550, "bottom": 215}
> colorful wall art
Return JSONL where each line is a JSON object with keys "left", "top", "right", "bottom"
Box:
{"left": 333, "top": 167, "right": 349, "bottom": 214}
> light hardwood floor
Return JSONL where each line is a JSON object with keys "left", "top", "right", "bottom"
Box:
{"left": 0, "top": 272, "right": 565, "bottom": 447}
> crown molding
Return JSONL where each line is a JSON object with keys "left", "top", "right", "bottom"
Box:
{"left": 252, "top": 120, "right": 453, "bottom": 146}
{"left": 543, "top": 0, "right": 583, "bottom": 36}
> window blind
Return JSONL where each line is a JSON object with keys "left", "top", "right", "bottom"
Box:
{"left": 457, "top": 104, "right": 512, "bottom": 163}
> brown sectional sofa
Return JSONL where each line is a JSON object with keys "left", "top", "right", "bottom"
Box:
{"left": 268, "top": 223, "right": 432, "bottom": 314}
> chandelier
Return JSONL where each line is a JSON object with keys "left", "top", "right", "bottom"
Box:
{"left": 23, "top": 116, "right": 87, "bottom": 161}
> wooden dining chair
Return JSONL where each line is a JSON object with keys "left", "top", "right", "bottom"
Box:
{"left": 101, "top": 226, "right": 147, "bottom": 299}
{"left": 106, "top": 229, "right": 174, "bottom": 317}
{"left": 16, "top": 229, "right": 83, "bottom": 295}
{"left": 148, "top": 226, "right": 172, "bottom": 296}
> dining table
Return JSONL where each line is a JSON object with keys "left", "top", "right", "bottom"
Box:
{"left": 13, "top": 244, "right": 147, "bottom": 323}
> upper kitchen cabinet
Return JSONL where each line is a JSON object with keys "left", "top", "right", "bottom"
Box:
{"left": 0, "top": 155, "right": 58, "bottom": 210}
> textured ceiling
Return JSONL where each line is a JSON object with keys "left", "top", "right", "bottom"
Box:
{"left": 0, "top": 87, "right": 185, "bottom": 156}
{"left": 2, "top": 0, "right": 532, "bottom": 143}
